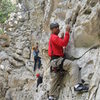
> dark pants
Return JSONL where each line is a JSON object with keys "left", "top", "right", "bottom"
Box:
{"left": 34, "top": 57, "right": 41, "bottom": 71}
{"left": 37, "top": 76, "right": 43, "bottom": 88}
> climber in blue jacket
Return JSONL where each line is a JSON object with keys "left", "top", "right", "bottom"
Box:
{"left": 33, "top": 43, "right": 41, "bottom": 71}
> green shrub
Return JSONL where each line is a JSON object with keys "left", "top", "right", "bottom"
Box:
{"left": 0, "top": 0, "right": 15, "bottom": 23}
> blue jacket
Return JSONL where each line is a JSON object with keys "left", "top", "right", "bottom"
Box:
{"left": 33, "top": 50, "right": 39, "bottom": 59}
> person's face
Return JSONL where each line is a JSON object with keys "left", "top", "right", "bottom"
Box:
{"left": 36, "top": 43, "right": 38, "bottom": 46}
{"left": 36, "top": 46, "right": 38, "bottom": 49}
{"left": 51, "top": 27, "right": 60, "bottom": 35}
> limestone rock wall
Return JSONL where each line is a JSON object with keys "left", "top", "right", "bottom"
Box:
{"left": 0, "top": 0, "right": 100, "bottom": 100}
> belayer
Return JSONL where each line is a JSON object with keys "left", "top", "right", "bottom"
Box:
{"left": 48, "top": 22, "right": 89, "bottom": 100}
{"left": 36, "top": 73, "right": 43, "bottom": 92}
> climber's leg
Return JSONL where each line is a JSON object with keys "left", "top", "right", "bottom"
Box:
{"left": 49, "top": 72, "right": 64, "bottom": 99}
{"left": 38, "top": 57, "right": 41, "bottom": 69}
{"left": 34, "top": 58, "right": 37, "bottom": 71}
{"left": 63, "top": 60, "right": 80, "bottom": 86}
{"left": 63, "top": 59, "right": 89, "bottom": 91}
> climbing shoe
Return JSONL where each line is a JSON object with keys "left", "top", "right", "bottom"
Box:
{"left": 74, "top": 83, "right": 89, "bottom": 92}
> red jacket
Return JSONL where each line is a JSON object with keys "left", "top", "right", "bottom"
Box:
{"left": 48, "top": 32, "right": 70, "bottom": 57}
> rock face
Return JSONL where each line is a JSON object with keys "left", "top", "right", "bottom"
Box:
{"left": 0, "top": 0, "right": 100, "bottom": 100}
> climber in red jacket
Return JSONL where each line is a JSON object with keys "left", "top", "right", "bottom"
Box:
{"left": 48, "top": 22, "right": 89, "bottom": 100}
{"left": 48, "top": 25, "right": 70, "bottom": 57}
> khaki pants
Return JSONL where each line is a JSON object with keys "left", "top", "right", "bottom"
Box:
{"left": 49, "top": 58, "right": 80, "bottom": 98}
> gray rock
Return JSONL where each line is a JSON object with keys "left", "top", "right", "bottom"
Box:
{"left": 0, "top": 0, "right": 100, "bottom": 100}
{"left": 0, "top": 51, "right": 8, "bottom": 60}
{"left": 9, "top": 56, "right": 25, "bottom": 68}
{"left": 16, "top": 49, "right": 22, "bottom": 55}
{"left": 8, "top": 67, "right": 33, "bottom": 88}
{"left": 1, "top": 60, "right": 12, "bottom": 72}
{"left": 23, "top": 47, "right": 30, "bottom": 59}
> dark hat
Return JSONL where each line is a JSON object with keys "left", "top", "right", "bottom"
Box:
{"left": 50, "top": 22, "right": 59, "bottom": 30}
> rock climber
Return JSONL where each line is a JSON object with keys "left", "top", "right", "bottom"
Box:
{"left": 32, "top": 43, "right": 41, "bottom": 71}
{"left": 48, "top": 22, "right": 89, "bottom": 100}
{"left": 36, "top": 73, "right": 43, "bottom": 92}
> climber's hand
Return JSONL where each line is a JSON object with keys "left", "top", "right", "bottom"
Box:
{"left": 61, "top": 32, "right": 64, "bottom": 39}
{"left": 66, "top": 25, "right": 70, "bottom": 32}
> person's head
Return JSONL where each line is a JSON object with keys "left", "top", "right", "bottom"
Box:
{"left": 36, "top": 42, "right": 38, "bottom": 46}
{"left": 36, "top": 73, "right": 40, "bottom": 78}
{"left": 50, "top": 22, "right": 60, "bottom": 35}
{"left": 32, "top": 46, "right": 36, "bottom": 51}
{"left": 35, "top": 42, "right": 38, "bottom": 49}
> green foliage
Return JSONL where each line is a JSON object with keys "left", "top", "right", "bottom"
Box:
{"left": 0, "top": 0, "right": 15, "bottom": 23}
